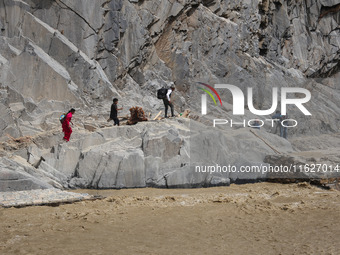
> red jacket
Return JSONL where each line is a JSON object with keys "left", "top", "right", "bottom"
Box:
{"left": 62, "top": 112, "right": 72, "bottom": 128}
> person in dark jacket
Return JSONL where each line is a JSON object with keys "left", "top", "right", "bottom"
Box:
{"left": 110, "top": 98, "right": 123, "bottom": 126}
{"left": 163, "top": 85, "right": 175, "bottom": 118}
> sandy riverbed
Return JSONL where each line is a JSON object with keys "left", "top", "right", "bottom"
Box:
{"left": 1, "top": 182, "right": 340, "bottom": 255}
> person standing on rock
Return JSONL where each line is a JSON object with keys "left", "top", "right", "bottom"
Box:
{"left": 62, "top": 108, "right": 75, "bottom": 142}
{"left": 110, "top": 98, "right": 123, "bottom": 126}
{"left": 280, "top": 114, "right": 288, "bottom": 139}
{"left": 271, "top": 110, "right": 281, "bottom": 135}
{"left": 163, "top": 85, "right": 175, "bottom": 118}
{"left": 271, "top": 110, "right": 288, "bottom": 139}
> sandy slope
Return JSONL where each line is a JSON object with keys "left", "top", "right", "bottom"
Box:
{"left": 0, "top": 183, "right": 340, "bottom": 255}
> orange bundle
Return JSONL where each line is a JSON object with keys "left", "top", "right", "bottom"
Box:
{"left": 127, "top": 107, "right": 148, "bottom": 125}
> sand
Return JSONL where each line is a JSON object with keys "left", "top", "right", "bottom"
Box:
{"left": 0, "top": 182, "right": 340, "bottom": 255}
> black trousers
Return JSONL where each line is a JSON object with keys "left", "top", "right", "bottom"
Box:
{"left": 163, "top": 99, "right": 174, "bottom": 117}
{"left": 112, "top": 116, "right": 119, "bottom": 126}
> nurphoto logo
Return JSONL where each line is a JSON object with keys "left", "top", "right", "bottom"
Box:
{"left": 198, "top": 82, "right": 312, "bottom": 128}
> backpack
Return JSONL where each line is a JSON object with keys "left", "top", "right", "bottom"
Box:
{"left": 157, "top": 88, "right": 168, "bottom": 99}
{"left": 59, "top": 113, "right": 66, "bottom": 124}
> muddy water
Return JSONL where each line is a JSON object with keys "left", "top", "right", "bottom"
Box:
{"left": 1, "top": 183, "right": 340, "bottom": 255}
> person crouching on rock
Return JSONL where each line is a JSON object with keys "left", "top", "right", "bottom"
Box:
{"left": 110, "top": 98, "right": 123, "bottom": 126}
{"left": 62, "top": 108, "right": 75, "bottom": 142}
{"left": 163, "top": 85, "right": 175, "bottom": 118}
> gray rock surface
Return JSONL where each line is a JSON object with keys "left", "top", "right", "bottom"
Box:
{"left": 0, "top": 188, "right": 93, "bottom": 207}
{"left": 0, "top": 157, "right": 54, "bottom": 191}
{"left": 0, "top": 0, "right": 339, "bottom": 190}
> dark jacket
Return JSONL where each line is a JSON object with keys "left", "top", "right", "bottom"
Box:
{"left": 110, "top": 104, "right": 118, "bottom": 119}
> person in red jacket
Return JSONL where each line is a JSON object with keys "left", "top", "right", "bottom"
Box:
{"left": 62, "top": 108, "right": 75, "bottom": 142}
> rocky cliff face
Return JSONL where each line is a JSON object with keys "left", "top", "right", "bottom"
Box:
{"left": 0, "top": 0, "right": 339, "bottom": 190}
